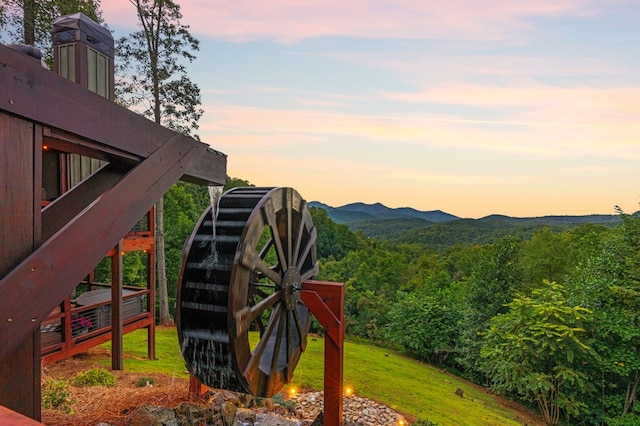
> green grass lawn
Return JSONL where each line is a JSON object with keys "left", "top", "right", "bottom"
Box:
{"left": 100, "top": 327, "right": 538, "bottom": 425}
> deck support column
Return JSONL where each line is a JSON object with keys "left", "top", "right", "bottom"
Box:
{"left": 111, "top": 241, "right": 124, "bottom": 370}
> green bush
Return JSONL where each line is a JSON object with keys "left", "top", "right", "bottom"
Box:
{"left": 412, "top": 419, "right": 438, "bottom": 426}
{"left": 73, "top": 368, "right": 116, "bottom": 387}
{"left": 42, "top": 378, "right": 74, "bottom": 413}
{"left": 136, "top": 376, "right": 156, "bottom": 387}
{"left": 272, "top": 393, "right": 296, "bottom": 412}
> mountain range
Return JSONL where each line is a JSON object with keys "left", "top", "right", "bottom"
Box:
{"left": 310, "top": 201, "right": 458, "bottom": 224}
{"left": 310, "top": 201, "right": 622, "bottom": 247}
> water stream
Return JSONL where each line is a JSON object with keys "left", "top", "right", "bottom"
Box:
{"left": 207, "top": 185, "right": 224, "bottom": 266}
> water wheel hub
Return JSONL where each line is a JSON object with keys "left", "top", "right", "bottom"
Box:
{"left": 282, "top": 267, "right": 302, "bottom": 311}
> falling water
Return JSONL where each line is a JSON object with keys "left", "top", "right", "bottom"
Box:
{"left": 206, "top": 185, "right": 224, "bottom": 267}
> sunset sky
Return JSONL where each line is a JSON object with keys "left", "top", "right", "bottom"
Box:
{"left": 101, "top": 1, "right": 639, "bottom": 219}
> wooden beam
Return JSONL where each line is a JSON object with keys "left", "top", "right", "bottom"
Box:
{"left": 41, "top": 162, "right": 129, "bottom": 241}
{"left": 0, "top": 45, "right": 226, "bottom": 186}
{"left": 0, "top": 134, "right": 204, "bottom": 363}
{"left": 111, "top": 241, "right": 124, "bottom": 370}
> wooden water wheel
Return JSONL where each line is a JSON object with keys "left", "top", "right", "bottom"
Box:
{"left": 176, "top": 187, "right": 318, "bottom": 397}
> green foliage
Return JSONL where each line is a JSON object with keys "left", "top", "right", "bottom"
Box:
{"left": 459, "top": 236, "right": 523, "bottom": 380}
{"left": 565, "top": 213, "right": 640, "bottom": 423}
{"left": 72, "top": 368, "right": 116, "bottom": 387}
{"left": 311, "top": 207, "right": 364, "bottom": 260}
{"left": 481, "top": 281, "right": 594, "bottom": 425}
{"left": 136, "top": 376, "right": 156, "bottom": 387}
{"left": 413, "top": 420, "right": 439, "bottom": 426}
{"left": 42, "top": 378, "right": 74, "bottom": 413}
{"left": 386, "top": 291, "right": 460, "bottom": 364}
{"left": 116, "top": 0, "right": 202, "bottom": 136}
{"left": 520, "top": 227, "right": 574, "bottom": 291}
{"left": 271, "top": 393, "right": 296, "bottom": 412}
{"left": 389, "top": 217, "right": 599, "bottom": 250}
{"left": 606, "top": 414, "right": 640, "bottom": 426}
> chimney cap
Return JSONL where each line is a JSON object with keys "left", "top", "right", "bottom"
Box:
{"left": 53, "top": 12, "right": 114, "bottom": 58}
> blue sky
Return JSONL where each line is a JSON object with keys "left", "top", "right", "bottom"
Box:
{"left": 102, "top": 0, "right": 639, "bottom": 218}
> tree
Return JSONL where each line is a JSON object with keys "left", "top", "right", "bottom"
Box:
{"left": 481, "top": 281, "right": 594, "bottom": 425}
{"left": 0, "top": 0, "right": 102, "bottom": 63}
{"left": 117, "top": 0, "right": 202, "bottom": 325}
{"left": 566, "top": 211, "right": 640, "bottom": 424}
{"left": 520, "top": 227, "right": 574, "bottom": 291}
{"left": 459, "top": 236, "right": 523, "bottom": 382}
{"left": 387, "top": 290, "right": 460, "bottom": 364}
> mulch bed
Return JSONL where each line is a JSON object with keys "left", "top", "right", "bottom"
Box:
{"left": 41, "top": 348, "right": 196, "bottom": 426}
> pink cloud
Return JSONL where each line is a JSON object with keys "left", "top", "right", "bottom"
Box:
{"left": 102, "top": 0, "right": 594, "bottom": 42}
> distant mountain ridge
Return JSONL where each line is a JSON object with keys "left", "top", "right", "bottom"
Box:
{"left": 310, "top": 201, "right": 458, "bottom": 224}
{"left": 310, "top": 201, "right": 622, "bottom": 246}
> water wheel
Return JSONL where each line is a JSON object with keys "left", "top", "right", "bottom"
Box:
{"left": 176, "top": 187, "right": 319, "bottom": 397}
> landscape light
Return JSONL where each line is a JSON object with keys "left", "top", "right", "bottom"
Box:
{"left": 288, "top": 386, "right": 297, "bottom": 397}
{"left": 344, "top": 385, "right": 354, "bottom": 396}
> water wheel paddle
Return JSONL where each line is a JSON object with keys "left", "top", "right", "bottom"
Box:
{"left": 177, "top": 187, "right": 318, "bottom": 397}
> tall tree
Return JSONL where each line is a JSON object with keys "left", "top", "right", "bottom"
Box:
{"left": 117, "top": 0, "right": 203, "bottom": 325}
{"left": 566, "top": 211, "right": 640, "bottom": 424}
{"left": 0, "top": 0, "right": 102, "bottom": 63}
{"left": 481, "top": 281, "right": 594, "bottom": 425}
{"left": 459, "top": 236, "right": 523, "bottom": 382}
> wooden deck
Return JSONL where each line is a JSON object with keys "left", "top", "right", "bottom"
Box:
{"left": 41, "top": 283, "right": 154, "bottom": 364}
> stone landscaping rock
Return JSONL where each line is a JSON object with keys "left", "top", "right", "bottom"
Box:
{"left": 126, "top": 390, "right": 406, "bottom": 426}
{"left": 128, "top": 404, "right": 178, "bottom": 426}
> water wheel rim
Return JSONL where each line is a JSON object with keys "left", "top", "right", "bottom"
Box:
{"left": 177, "top": 187, "right": 318, "bottom": 397}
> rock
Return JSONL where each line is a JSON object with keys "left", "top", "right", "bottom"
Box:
{"left": 295, "top": 391, "right": 407, "bottom": 425}
{"left": 174, "top": 402, "right": 212, "bottom": 425}
{"left": 121, "top": 389, "right": 407, "bottom": 426}
{"left": 128, "top": 405, "right": 177, "bottom": 426}
{"left": 234, "top": 408, "right": 257, "bottom": 425}
{"left": 221, "top": 401, "right": 238, "bottom": 425}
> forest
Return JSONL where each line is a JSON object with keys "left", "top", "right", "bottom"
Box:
{"left": 109, "top": 178, "right": 640, "bottom": 426}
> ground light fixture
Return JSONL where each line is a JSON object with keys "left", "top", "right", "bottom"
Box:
{"left": 288, "top": 386, "right": 298, "bottom": 398}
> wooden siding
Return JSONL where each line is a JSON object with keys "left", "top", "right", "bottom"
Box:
{"left": 0, "top": 113, "right": 41, "bottom": 420}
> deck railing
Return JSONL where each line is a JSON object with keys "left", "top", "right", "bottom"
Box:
{"left": 41, "top": 282, "right": 153, "bottom": 363}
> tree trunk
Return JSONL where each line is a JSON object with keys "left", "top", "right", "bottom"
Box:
{"left": 622, "top": 369, "right": 639, "bottom": 416}
{"left": 156, "top": 197, "right": 172, "bottom": 325}
{"left": 23, "top": 0, "right": 36, "bottom": 45}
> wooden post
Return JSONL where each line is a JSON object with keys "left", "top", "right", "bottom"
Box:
{"left": 111, "top": 241, "right": 124, "bottom": 370}
{"left": 0, "top": 114, "right": 41, "bottom": 420}
{"left": 147, "top": 209, "right": 156, "bottom": 360}
{"left": 300, "top": 281, "right": 345, "bottom": 426}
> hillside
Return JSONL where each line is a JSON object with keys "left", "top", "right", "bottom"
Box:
{"left": 312, "top": 201, "right": 621, "bottom": 247}
{"left": 41, "top": 328, "right": 543, "bottom": 426}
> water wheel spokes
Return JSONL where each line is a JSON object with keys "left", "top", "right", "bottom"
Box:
{"left": 177, "top": 187, "right": 318, "bottom": 397}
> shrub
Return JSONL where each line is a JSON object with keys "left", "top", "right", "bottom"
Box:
{"left": 413, "top": 419, "right": 438, "bottom": 426}
{"left": 73, "top": 368, "right": 116, "bottom": 387}
{"left": 42, "top": 378, "right": 74, "bottom": 413}
{"left": 272, "top": 393, "right": 296, "bottom": 412}
{"left": 136, "top": 376, "right": 156, "bottom": 387}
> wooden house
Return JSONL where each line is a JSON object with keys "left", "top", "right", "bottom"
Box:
{"left": 0, "top": 13, "right": 226, "bottom": 421}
